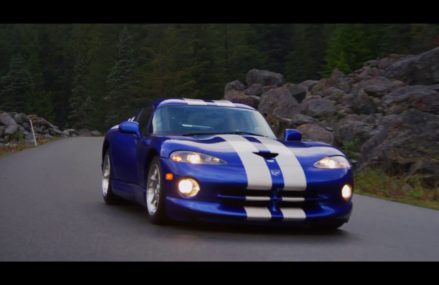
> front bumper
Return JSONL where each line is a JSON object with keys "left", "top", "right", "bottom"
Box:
{"left": 165, "top": 196, "right": 352, "bottom": 226}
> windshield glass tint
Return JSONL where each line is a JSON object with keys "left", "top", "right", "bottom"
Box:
{"left": 152, "top": 105, "right": 276, "bottom": 138}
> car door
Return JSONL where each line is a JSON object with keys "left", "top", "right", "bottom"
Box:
{"left": 110, "top": 114, "right": 141, "bottom": 185}
{"left": 135, "top": 106, "right": 155, "bottom": 188}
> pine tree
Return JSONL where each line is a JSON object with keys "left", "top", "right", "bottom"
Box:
{"left": 105, "top": 26, "right": 140, "bottom": 127}
{"left": 0, "top": 54, "right": 34, "bottom": 113}
{"left": 68, "top": 49, "right": 93, "bottom": 129}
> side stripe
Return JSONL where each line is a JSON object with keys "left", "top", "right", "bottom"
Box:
{"left": 280, "top": 208, "right": 306, "bottom": 221}
{"left": 244, "top": 207, "right": 272, "bottom": 220}
{"left": 183, "top": 98, "right": 207, "bottom": 105}
{"left": 255, "top": 137, "right": 307, "bottom": 191}
{"left": 219, "top": 135, "right": 272, "bottom": 190}
{"left": 212, "top": 100, "right": 235, "bottom": 107}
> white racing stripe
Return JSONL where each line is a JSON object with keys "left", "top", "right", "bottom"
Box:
{"left": 183, "top": 98, "right": 208, "bottom": 105}
{"left": 244, "top": 207, "right": 272, "bottom": 220}
{"left": 219, "top": 135, "right": 272, "bottom": 190}
{"left": 280, "top": 208, "right": 306, "bottom": 221}
{"left": 212, "top": 100, "right": 235, "bottom": 107}
{"left": 256, "top": 137, "right": 307, "bottom": 191}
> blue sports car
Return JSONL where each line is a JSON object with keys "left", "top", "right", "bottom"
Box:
{"left": 101, "top": 98, "right": 353, "bottom": 229}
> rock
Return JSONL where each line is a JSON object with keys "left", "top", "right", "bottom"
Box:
{"left": 287, "top": 113, "right": 317, "bottom": 127}
{"left": 225, "top": 80, "right": 246, "bottom": 92}
{"left": 244, "top": 83, "right": 264, "bottom": 96}
{"left": 5, "top": 125, "right": 18, "bottom": 135}
{"left": 226, "top": 92, "right": 260, "bottom": 109}
{"left": 246, "top": 69, "right": 284, "bottom": 87}
{"left": 351, "top": 89, "right": 377, "bottom": 114}
{"left": 384, "top": 47, "right": 439, "bottom": 84}
{"left": 326, "top": 69, "right": 353, "bottom": 93}
{"left": 0, "top": 126, "right": 4, "bottom": 137}
{"left": 90, "top": 130, "right": 102, "bottom": 136}
{"left": 301, "top": 97, "right": 336, "bottom": 118}
{"left": 64, "top": 129, "right": 79, "bottom": 137}
{"left": 296, "top": 123, "right": 334, "bottom": 144}
{"left": 321, "top": 87, "right": 346, "bottom": 102}
{"left": 285, "top": 83, "right": 307, "bottom": 103}
{"left": 359, "top": 109, "right": 439, "bottom": 185}
{"left": 297, "top": 80, "right": 319, "bottom": 92}
{"left": 360, "top": 76, "right": 405, "bottom": 97}
{"left": 13, "top": 113, "right": 27, "bottom": 124}
{"left": 258, "top": 86, "right": 300, "bottom": 118}
{"left": 382, "top": 85, "right": 439, "bottom": 114}
{"left": 334, "top": 115, "right": 376, "bottom": 145}
{"left": 0, "top": 112, "right": 17, "bottom": 127}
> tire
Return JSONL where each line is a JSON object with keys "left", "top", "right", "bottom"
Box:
{"left": 145, "top": 156, "right": 167, "bottom": 224}
{"left": 102, "top": 150, "right": 121, "bottom": 204}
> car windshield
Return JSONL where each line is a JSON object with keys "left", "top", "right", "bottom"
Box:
{"left": 152, "top": 104, "right": 276, "bottom": 138}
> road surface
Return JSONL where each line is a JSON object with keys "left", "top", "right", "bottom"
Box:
{"left": 1, "top": 137, "right": 438, "bottom": 261}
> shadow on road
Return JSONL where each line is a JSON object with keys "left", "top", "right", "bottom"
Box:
{"left": 105, "top": 201, "right": 349, "bottom": 237}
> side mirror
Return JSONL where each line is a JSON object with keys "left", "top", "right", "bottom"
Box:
{"left": 284, "top": 129, "right": 302, "bottom": 142}
{"left": 119, "top": 121, "right": 140, "bottom": 136}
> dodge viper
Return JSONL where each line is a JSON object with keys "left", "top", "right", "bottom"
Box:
{"left": 101, "top": 98, "right": 353, "bottom": 229}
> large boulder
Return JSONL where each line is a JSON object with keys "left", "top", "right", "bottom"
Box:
{"left": 359, "top": 76, "right": 405, "bottom": 98}
{"left": 258, "top": 86, "right": 301, "bottom": 118}
{"left": 334, "top": 115, "right": 377, "bottom": 146}
{"left": 382, "top": 85, "right": 439, "bottom": 114}
{"left": 285, "top": 83, "right": 307, "bottom": 103}
{"left": 0, "top": 112, "right": 17, "bottom": 127}
{"left": 359, "top": 109, "right": 439, "bottom": 186}
{"left": 246, "top": 69, "right": 284, "bottom": 87}
{"left": 225, "top": 80, "right": 246, "bottom": 92}
{"left": 301, "top": 96, "right": 336, "bottom": 118}
{"left": 351, "top": 89, "right": 378, "bottom": 114}
{"left": 384, "top": 47, "right": 439, "bottom": 85}
{"left": 297, "top": 123, "right": 334, "bottom": 144}
{"left": 13, "top": 113, "right": 28, "bottom": 124}
{"left": 244, "top": 83, "right": 264, "bottom": 96}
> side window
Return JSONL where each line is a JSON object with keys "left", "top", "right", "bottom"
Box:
{"left": 138, "top": 107, "right": 153, "bottom": 137}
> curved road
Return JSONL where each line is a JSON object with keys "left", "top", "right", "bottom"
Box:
{"left": 0, "top": 137, "right": 438, "bottom": 261}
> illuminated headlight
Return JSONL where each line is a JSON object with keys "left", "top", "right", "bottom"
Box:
{"left": 170, "top": 151, "right": 225, "bottom": 164}
{"left": 314, "top": 156, "right": 351, "bottom": 169}
{"left": 178, "top": 178, "right": 200, "bottom": 198}
{"left": 341, "top": 184, "right": 353, "bottom": 201}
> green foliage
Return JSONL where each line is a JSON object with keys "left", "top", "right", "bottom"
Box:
{"left": 0, "top": 24, "right": 439, "bottom": 131}
{"left": 355, "top": 167, "right": 439, "bottom": 210}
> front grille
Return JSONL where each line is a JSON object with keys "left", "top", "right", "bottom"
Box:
{"left": 218, "top": 188, "right": 323, "bottom": 210}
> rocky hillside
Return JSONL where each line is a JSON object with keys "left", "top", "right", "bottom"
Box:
{"left": 224, "top": 46, "right": 439, "bottom": 188}
{"left": 0, "top": 112, "right": 101, "bottom": 148}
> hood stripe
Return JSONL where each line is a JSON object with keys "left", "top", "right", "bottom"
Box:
{"left": 183, "top": 98, "right": 207, "bottom": 105}
{"left": 253, "top": 137, "right": 307, "bottom": 191}
{"left": 218, "top": 135, "right": 272, "bottom": 190}
{"left": 212, "top": 100, "right": 235, "bottom": 107}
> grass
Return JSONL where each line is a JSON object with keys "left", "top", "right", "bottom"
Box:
{"left": 355, "top": 168, "right": 439, "bottom": 210}
{"left": 0, "top": 137, "right": 58, "bottom": 158}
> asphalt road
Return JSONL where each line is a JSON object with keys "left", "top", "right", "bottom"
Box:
{"left": 1, "top": 137, "right": 439, "bottom": 261}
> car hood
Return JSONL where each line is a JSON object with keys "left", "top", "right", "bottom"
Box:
{"left": 160, "top": 134, "right": 345, "bottom": 162}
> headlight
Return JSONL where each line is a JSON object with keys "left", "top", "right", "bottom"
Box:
{"left": 314, "top": 156, "right": 351, "bottom": 169}
{"left": 170, "top": 151, "right": 225, "bottom": 164}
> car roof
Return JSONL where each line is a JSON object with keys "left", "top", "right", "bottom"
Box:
{"left": 152, "top": 98, "right": 255, "bottom": 111}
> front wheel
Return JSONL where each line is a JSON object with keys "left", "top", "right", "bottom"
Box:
{"left": 102, "top": 150, "right": 121, "bottom": 204}
{"left": 145, "top": 156, "right": 167, "bottom": 224}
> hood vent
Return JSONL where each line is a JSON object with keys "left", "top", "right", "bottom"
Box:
{"left": 253, "top": 151, "right": 278, "bottom": 159}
